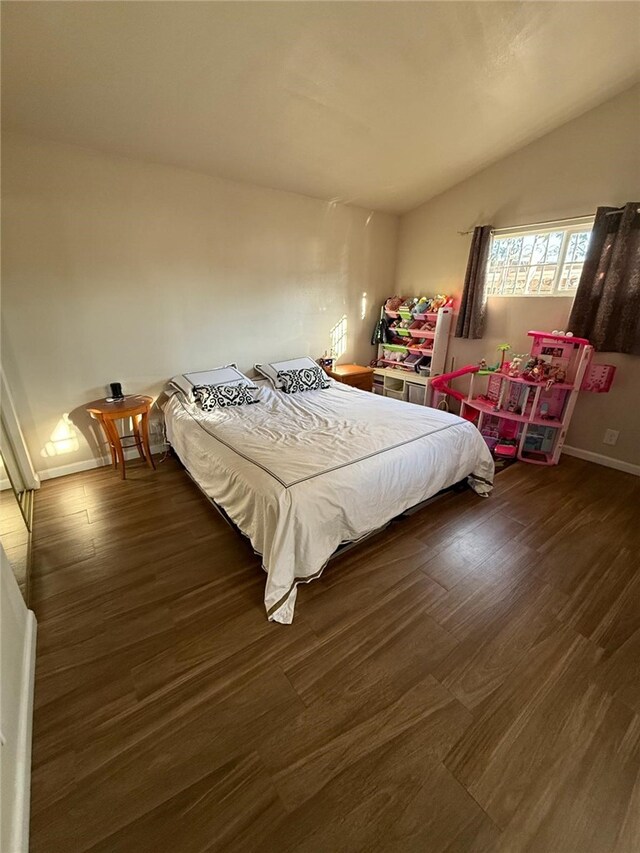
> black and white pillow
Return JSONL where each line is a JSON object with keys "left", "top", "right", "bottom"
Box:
{"left": 277, "top": 366, "right": 330, "bottom": 394}
{"left": 255, "top": 356, "right": 321, "bottom": 389}
{"left": 192, "top": 384, "right": 258, "bottom": 411}
{"left": 168, "top": 364, "right": 256, "bottom": 401}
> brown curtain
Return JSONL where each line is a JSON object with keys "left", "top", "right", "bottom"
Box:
{"left": 455, "top": 224, "right": 491, "bottom": 339}
{"left": 568, "top": 203, "right": 640, "bottom": 353}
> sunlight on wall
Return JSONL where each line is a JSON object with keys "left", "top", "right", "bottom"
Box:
{"left": 330, "top": 315, "right": 348, "bottom": 359}
{"left": 41, "top": 413, "right": 80, "bottom": 457}
{"left": 361, "top": 291, "right": 368, "bottom": 321}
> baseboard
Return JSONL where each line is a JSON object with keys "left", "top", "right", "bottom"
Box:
{"left": 37, "top": 444, "right": 166, "bottom": 481}
{"left": 11, "top": 610, "right": 37, "bottom": 853}
{"left": 562, "top": 445, "right": 640, "bottom": 477}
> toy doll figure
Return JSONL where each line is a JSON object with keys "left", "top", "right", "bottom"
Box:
{"left": 508, "top": 356, "right": 523, "bottom": 377}
{"left": 529, "top": 357, "right": 548, "bottom": 383}
{"left": 545, "top": 365, "right": 567, "bottom": 390}
{"left": 521, "top": 356, "right": 538, "bottom": 381}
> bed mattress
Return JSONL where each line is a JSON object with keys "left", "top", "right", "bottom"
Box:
{"left": 164, "top": 380, "right": 494, "bottom": 623}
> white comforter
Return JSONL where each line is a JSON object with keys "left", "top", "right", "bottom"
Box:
{"left": 164, "top": 381, "right": 494, "bottom": 623}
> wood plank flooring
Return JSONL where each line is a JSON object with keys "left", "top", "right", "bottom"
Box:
{"left": 28, "top": 454, "right": 640, "bottom": 852}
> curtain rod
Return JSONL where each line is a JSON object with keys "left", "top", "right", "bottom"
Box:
{"left": 457, "top": 209, "right": 631, "bottom": 236}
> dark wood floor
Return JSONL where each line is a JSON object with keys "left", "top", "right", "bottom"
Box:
{"left": 29, "top": 454, "right": 640, "bottom": 852}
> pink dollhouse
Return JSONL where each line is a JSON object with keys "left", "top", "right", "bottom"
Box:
{"left": 432, "top": 331, "right": 616, "bottom": 466}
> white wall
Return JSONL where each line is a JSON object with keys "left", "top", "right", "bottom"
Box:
{"left": 0, "top": 545, "right": 36, "bottom": 853}
{"left": 1, "top": 133, "right": 398, "bottom": 475}
{"left": 396, "top": 84, "right": 640, "bottom": 467}
{"left": 3, "top": 86, "right": 638, "bottom": 475}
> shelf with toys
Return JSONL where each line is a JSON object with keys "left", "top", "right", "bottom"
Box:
{"left": 431, "top": 330, "right": 616, "bottom": 466}
{"left": 372, "top": 295, "right": 454, "bottom": 405}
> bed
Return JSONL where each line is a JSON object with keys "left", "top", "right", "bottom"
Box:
{"left": 164, "top": 379, "right": 494, "bottom": 623}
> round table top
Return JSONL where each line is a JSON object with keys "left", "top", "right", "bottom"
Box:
{"left": 85, "top": 395, "right": 153, "bottom": 417}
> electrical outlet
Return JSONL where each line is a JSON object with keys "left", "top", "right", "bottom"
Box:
{"left": 603, "top": 429, "right": 619, "bottom": 446}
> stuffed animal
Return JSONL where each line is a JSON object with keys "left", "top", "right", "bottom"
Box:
{"left": 385, "top": 296, "right": 404, "bottom": 312}
{"left": 411, "top": 297, "right": 431, "bottom": 316}
{"left": 383, "top": 348, "right": 403, "bottom": 362}
{"left": 430, "top": 294, "right": 452, "bottom": 311}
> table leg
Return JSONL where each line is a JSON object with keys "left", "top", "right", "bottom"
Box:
{"left": 140, "top": 410, "right": 156, "bottom": 470}
{"left": 99, "top": 414, "right": 118, "bottom": 468}
{"left": 104, "top": 417, "right": 126, "bottom": 479}
{"left": 132, "top": 415, "right": 146, "bottom": 461}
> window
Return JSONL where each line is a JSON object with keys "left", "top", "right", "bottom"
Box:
{"left": 484, "top": 218, "right": 593, "bottom": 297}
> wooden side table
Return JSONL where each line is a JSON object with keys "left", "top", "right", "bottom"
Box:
{"left": 328, "top": 364, "right": 374, "bottom": 392}
{"left": 86, "top": 395, "right": 155, "bottom": 480}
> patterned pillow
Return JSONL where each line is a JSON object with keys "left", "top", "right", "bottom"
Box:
{"left": 255, "top": 356, "right": 320, "bottom": 389}
{"left": 277, "top": 366, "right": 330, "bottom": 394}
{"left": 169, "top": 364, "right": 256, "bottom": 401}
{"left": 192, "top": 384, "right": 258, "bottom": 411}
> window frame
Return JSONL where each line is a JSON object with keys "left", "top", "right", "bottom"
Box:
{"left": 484, "top": 216, "right": 594, "bottom": 298}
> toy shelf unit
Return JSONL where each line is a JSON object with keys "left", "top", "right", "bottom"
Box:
{"left": 373, "top": 296, "right": 453, "bottom": 406}
{"left": 464, "top": 332, "right": 596, "bottom": 465}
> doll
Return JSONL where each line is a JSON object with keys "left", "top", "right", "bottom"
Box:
{"left": 508, "top": 356, "right": 523, "bottom": 377}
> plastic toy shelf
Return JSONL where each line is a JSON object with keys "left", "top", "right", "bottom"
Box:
{"left": 376, "top": 302, "right": 453, "bottom": 406}
{"left": 463, "top": 397, "right": 561, "bottom": 428}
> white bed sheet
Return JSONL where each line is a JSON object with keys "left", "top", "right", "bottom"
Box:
{"left": 164, "top": 381, "right": 494, "bottom": 623}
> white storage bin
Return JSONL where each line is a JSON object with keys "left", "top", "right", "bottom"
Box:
{"left": 407, "top": 382, "right": 427, "bottom": 406}
{"left": 383, "top": 375, "right": 404, "bottom": 394}
{"left": 384, "top": 389, "right": 404, "bottom": 401}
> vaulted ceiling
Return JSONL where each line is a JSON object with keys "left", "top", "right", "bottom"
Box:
{"left": 3, "top": 2, "right": 639, "bottom": 213}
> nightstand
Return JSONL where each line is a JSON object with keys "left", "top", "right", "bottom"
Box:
{"left": 86, "top": 395, "right": 156, "bottom": 480}
{"left": 328, "top": 364, "right": 374, "bottom": 392}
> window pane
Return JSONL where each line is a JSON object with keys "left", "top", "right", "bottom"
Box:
{"left": 558, "top": 262, "right": 583, "bottom": 292}
{"left": 546, "top": 231, "right": 564, "bottom": 263}
{"left": 502, "top": 268, "right": 517, "bottom": 295}
{"left": 520, "top": 235, "right": 535, "bottom": 265}
{"left": 539, "top": 265, "right": 556, "bottom": 293}
{"left": 574, "top": 231, "right": 590, "bottom": 261}
{"left": 531, "top": 234, "right": 549, "bottom": 264}
{"left": 514, "top": 269, "right": 528, "bottom": 294}
{"left": 525, "top": 265, "right": 542, "bottom": 294}
{"left": 485, "top": 271, "right": 498, "bottom": 295}
{"left": 494, "top": 239, "right": 508, "bottom": 266}
{"left": 565, "top": 233, "right": 578, "bottom": 263}
{"left": 507, "top": 236, "right": 523, "bottom": 265}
